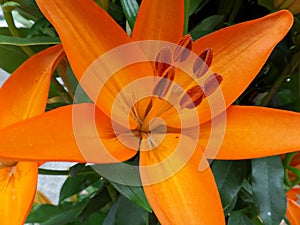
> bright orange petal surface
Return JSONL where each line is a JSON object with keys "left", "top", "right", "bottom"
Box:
{"left": 36, "top": 0, "right": 153, "bottom": 119}
{"left": 0, "top": 104, "right": 136, "bottom": 163}
{"left": 139, "top": 134, "right": 224, "bottom": 225}
{"left": 0, "top": 162, "right": 38, "bottom": 225}
{"left": 199, "top": 106, "right": 300, "bottom": 160}
{"left": 36, "top": 0, "right": 130, "bottom": 79}
{"left": 132, "top": 0, "right": 184, "bottom": 42}
{"left": 193, "top": 10, "right": 293, "bottom": 123}
{"left": 0, "top": 45, "right": 64, "bottom": 128}
{"left": 287, "top": 187, "right": 300, "bottom": 201}
{"left": 287, "top": 199, "right": 300, "bottom": 225}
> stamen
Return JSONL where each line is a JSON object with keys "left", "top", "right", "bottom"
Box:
{"left": 153, "top": 66, "right": 175, "bottom": 98}
{"left": 202, "top": 73, "right": 223, "bottom": 97}
{"left": 193, "top": 48, "right": 213, "bottom": 78}
{"left": 174, "top": 34, "right": 193, "bottom": 62}
{"left": 155, "top": 47, "right": 172, "bottom": 77}
{"left": 180, "top": 85, "right": 204, "bottom": 109}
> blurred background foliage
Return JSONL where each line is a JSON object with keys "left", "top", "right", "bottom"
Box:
{"left": 0, "top": 0, "right": 300, "bottom": 224}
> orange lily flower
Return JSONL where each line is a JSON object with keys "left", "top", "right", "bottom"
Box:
{"left": 286, "top": 187, "right": 300, "bottom": 225}
{"left": 0, "top": 45, "right": 64, "bottom": 224}
{"left": 0, "top": 0, "right": 299, "bottom": 224}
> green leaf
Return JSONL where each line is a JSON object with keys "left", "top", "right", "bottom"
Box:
{"left": 0, "top": 34, "right": 60, "bottom": 46}
{"left": 120, "top": 0, "right": 139, "bottom": 29}
{"left": 190, "top": 15, "right": 224, "bottom": 40}
{"left": 93, "top": 163, "right": 152, "bottom": 212}
{"left": 78, "top": 186, "right": 112, "bottom": 218}
{"left": 42, "top": 206, "right": 83, "bottom": 225}
{"left": 26, "top": 204, "right": 62, "bottom": 223}
{"left": 109, "top": 2, "right": 124, "bottom": 22}
{"left": 103, "top": 196, "right": 148, "bottom": 225}
{"left": 228, "top": 211, "right": 254, "bottom": 225}
{"left": 83, "top": 212, "right": 106, "bottom": 225}
{"left": 251, "top": 156, "right": 287, "bottom": 225}
{"left": 258, "top": 0, "right": 275, "bottom": 11}
{"left": 0, "top": 44, "right": 28, "bottom": 73}
{"left": 212, "top": 160, "right": 247, "bottom": 213}
{"left": 188, "top": 0, "right": 208, "bottom": 15}
{"left": 110, "top": 181, "right": 151, "bottom": 212}
{"left": 59, "top": 172, "right": 101, "bottom": 202}
{"left": 66, "top": 65, "right": 93, "bottom": 103}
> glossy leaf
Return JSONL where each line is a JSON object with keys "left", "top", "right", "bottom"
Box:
{"left": 190, "top": 15, "right": 224, "bottom": 40}
{"left": 103, "top": 196, "right": 148, "bottom": 225}
{"left": 120, "top": 0, "right": 139, "bottom": 29}
{"left": 110, "top": 181, "right": 151, "bottom": 212}
{"left": 59, "top": 172, "right": 101, "bottom": 202}
{"left": 251, "top": 156, "right": 286, "bottom": 225}
{"left": 26, "top": 204, "right": 62, "bottom": 223}
{"left": 212, "top": 160, "right": 247, "bottom": 212}
{"left": 228, "top": 211, "right": 253, "bottom": 225}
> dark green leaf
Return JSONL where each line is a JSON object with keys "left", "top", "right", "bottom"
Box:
{"left": 26, "top": 204, "right": 62, "bottom": 223}
{"left": 41, "top": 206, "right": 83, "bottom": 225}
{"left": 59, "top": 173, "right": 101, "bottom": 202}
{"left": 258, "top": 0, "right": 275, "bottom": 11}
{"left": 212, "top": 160, "right": 247, "bottom": 213}
{"left": 93, "top": 163, "right": 151, "bottom": 212}
{"left": 115, "top": 196, "right": 148, "bottom": 225}
{"left": 228, "top": 211, "right": 254, "bottom": 225}
{"left": 110, "top": 181, "right": 151, "bottom": 212}
{"left": 109, "top": 3, "right": 124, "bottom": 22}
{"left": 188, "top": 0, "right": 208, "bottom": 15}
{"left": 251, "top": 156, "right": 286, "bottom": 225}
{"left": 103, "top": 196, "right": 148, "bottom": 225}
{"left": 78, "top": 186, "right": 112, "bottom": 218}
{"left": 190, "top": 15, "right": 224, "bottom": 40}
{"left": 83, "top": 212, "right": 106, "bottom": 225}
{"left": 120, "top": 0, "right": 139, "bottom": 29}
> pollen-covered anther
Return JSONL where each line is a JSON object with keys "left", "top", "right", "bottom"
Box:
{"left": 202, "top": 73, "right": 223, "bottom": 97}
{"left": 174, "top": 34, "right": 193, "bottom": 62}
{"left": 193, "top": 48, "right": 213, "bottom": 78}
{"left": 155, "top": 46, "right": 172, "bottom": 77}
{"left": 153, "top": 66, "right": 175, "bottom": 98}
{"left": 180, "top": 85, "right": 204, "bottom": 109}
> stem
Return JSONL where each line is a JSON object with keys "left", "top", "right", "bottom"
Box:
{"left": 51, "top": 77, "right": 73, "bottom": 104}
{"left": 2, "top": 6, "right": 35, "bottom": 56}
{"left": 38, "top": 168, "right": 70, "bottom": 176}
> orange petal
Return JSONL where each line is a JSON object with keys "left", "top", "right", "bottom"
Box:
{"left": 139, "top": 134, "right": 225, "bottom": 225}
{"left": 132, "top": 0, "right": 184, "bottom": 42}
{"left": 287, "top": 187, "right": 300, "bottom": 201}
{"left": 286, "top": 199, "right": 300, "bottom": 225}
{"left": 36, "top": 0, "right": 130, "bottom": 79}
{"left": 0, "top": 104, "right": 137, "bottom": 163}
{"left": 0, "top": 162, "right": 38, "bottom": 225}
{"left": 36, "top": 0, "right": 153, "bottom": 119}
{"left": 193, "top": 10, "right": 293, "bottom": 123}
{"left": 0, "top": 45, "right": 64, "bottom": 128}
{"left": 199, "top": 106, "right": 300, "bottom": 160}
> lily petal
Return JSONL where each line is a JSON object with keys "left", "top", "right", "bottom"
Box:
{"left": 0, "top": 45, "right": 64, "bottom": 128}
{"left": 0, "top": 104, "right": 137, "bottom": 163}
{"left": 199, "top": 106, "right": 300, "bottom": 160}
{"left": 0, "top": 162, "right": 38, "bottom": 225}
{"left": 287, "top": 199, "right": 300, "bottom": 225}
{"left": 139, "top": 134, "right": 224, "bottom": 225}
{"left": 193, "top": 10, "right": 293, "bottom": 123}
{"left": 132, "top": 0, "right": 184, "bottom": 42}
{"left": 36, "top": 0, "right": 153, "bottom": 119}
{"left": 36, "top": 0, "right": 130, "bottom": 78}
